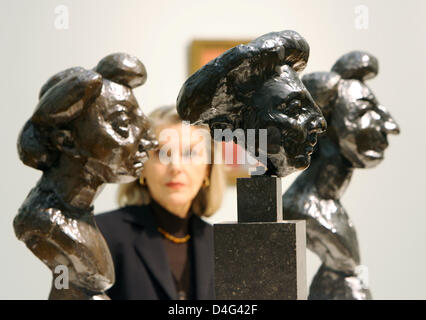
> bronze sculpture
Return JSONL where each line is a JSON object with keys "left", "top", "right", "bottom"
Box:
{"left": 177, "top": 30, "right": 326, "bottom": 299}
{"left": 177, "top": 30, "right": 326, "bottom": 177}
{"left": 283, "top": 51, "right": 400, "bottom": 299}
{"left": 14, "top": 53, "right": 158, "bottom": 300}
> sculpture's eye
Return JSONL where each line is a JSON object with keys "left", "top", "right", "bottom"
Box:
{"left": 276, "top": 99, "right": 303, "bottom": 118}
{"left": 289, "top": 99, "right": 302, "bottom": 109}
{"left": 356, "top": 99, "right": 374, "bottom": 118}
{"left": 110, "top": 111, "right": 130, "bottom": 138}
{"left": 276, "top": 102, "right": 287, "bottom": 112}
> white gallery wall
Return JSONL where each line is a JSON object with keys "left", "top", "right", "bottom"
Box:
{"left": 1, "top": 0, "right": 425, "bottom": 299}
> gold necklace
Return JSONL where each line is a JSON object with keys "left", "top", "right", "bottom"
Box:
{"left": 157, "top": 227, "right": 191, "bottom": 244}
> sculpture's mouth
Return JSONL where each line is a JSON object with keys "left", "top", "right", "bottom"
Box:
{"left": 305, "top": 132, "right": 319, "bottom": 155}
{"left": 308, "top": 132, "right": 318, "bottom": 147}
{"left": 305, "top": 145, "right": 314, "bottom": 155}
{"left": 356, "top": 130, "right": 388, "bottom": 160}
{"left": 276, "top": 128, "right": 319, "bottom": 165}
{"left": 267, "top": 129, "right": 319, "bottom": 175}
{"left": 295, "top": 132, "right": 319, "bottom": 158}
{"left": 362, "top": 149, "right": 384, "bottom": 160}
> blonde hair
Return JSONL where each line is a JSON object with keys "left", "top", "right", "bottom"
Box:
{"left": 117, "top": 105, "right": 226, "bottom": 217}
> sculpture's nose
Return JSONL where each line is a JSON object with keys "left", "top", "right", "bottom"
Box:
{"left": 304, "top": 96, "right": 327, "bottom": 134}
{"left": 379, "top": 105, "right": 400, "bottom": 135}
{"left": 383, "top": 117, "right": 400, "bottom": 135}
{"left": 307, "top": 113, "right": 327, "bottom": 134}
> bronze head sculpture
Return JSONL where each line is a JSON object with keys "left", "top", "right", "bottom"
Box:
{"left": 305, "top": 51, "right": 400, "bottom": 169}
{"left": 283, "top": 51, "right": 400, "bottom": 299}
{"left": 177, "top": 30, "right": 326, "bottom": 177}
{"left": 14, "top": 53, "right": 158, "bottom": 299}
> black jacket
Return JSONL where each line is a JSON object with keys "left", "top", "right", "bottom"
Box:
{"left": 95, "top": 205, "right": 215, "bottom": 300}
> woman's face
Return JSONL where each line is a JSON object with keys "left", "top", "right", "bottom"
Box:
{"left": 142, "top": 123, "right": 210, "bottom": 217}
{"left": 72, "top": 80, "right": 158, "bottom": 183}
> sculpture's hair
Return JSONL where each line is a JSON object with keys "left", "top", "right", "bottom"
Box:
{"left": 302, "top": 51, "right": 378, "bottom": 120}
{"left": 331, "top": 51, "right": 378, "bottom": 81}
{"left": 177, "top": 30, "right": 310, "bottom": 129}
{"left": 17, "top": 53, "right": 146, "bottom": 171}
{"left": 117, "top": 105, "right": 226, "bottom": 217}
{"left": 94, "top": 53, "right": 147, "bottom": 89}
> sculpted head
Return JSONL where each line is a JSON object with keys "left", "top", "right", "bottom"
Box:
{"left": 177, "top": 30, "right": 326, "bottom": 177}
{"left": 303, "top": 51, "right": 400, "bottom": 168}
{"left": 18, "top": 53, "right": 158, "bottom": 183}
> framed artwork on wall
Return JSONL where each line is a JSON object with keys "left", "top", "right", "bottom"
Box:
{"left": 189, "top": 39, "right": 250, "bottom": 75}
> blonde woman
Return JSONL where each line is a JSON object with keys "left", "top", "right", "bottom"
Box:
{"left": 96, "top": 106, "right": 225, "bottom": 300}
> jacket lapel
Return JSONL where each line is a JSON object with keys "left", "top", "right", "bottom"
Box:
{"left": 123, "top": 206, "right": 177, "bottom": 300}
{"left": 191, "top": 216, "right": 214, "bottom": 300}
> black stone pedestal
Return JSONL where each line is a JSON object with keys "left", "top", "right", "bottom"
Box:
{"left": 214, "top": 176, "right": 307, "bottom": 300}
{"left": 237, "top": 176, "right": 282, "bottom": 222}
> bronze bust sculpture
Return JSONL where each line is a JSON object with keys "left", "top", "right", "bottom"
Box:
{"left": 14, "top": 53, "right": 158, "bottom": 299}
{"left": 283, "top": 51, "right": 400, "bottom": 299}
{"left": 177, "top": 30, "right": 326, "bottom": 177}
{"left": 177, "top": 30, "right": 326, "bottom": 299}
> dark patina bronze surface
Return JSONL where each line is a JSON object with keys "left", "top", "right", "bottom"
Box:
{"left": 177, "top": 30, "right": 326, "bottom": 177}
{"left": 283, "top": 51, "right": 400, "bottom": 299}
{"left": 14, "top": 53, "right": 158, "bottom": 299}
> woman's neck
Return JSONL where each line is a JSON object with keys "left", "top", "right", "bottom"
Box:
{"left": 150, "top": 199, "right": 192, "bottom": 236}
{"left": 150, "top": 195, "right": 192, "bottom": 219}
